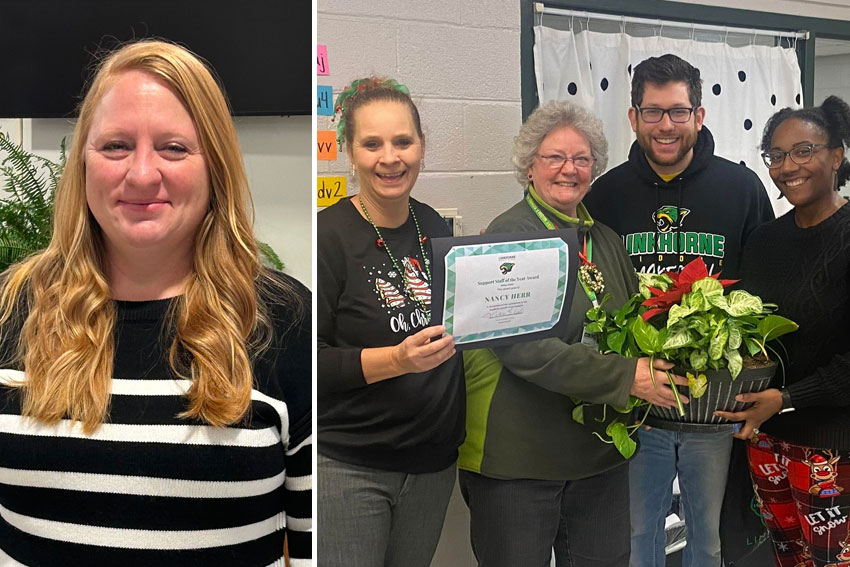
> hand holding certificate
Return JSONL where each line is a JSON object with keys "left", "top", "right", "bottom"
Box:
{"left": 430, "top": 229, "right": 579, "bottom": 350}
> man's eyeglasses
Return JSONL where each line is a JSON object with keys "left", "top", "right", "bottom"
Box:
{"left": 536, "top": 154, "right": 595, "bottom": 169}
{"left": 761, "top": 144, "right": 831, "bottom": 169}
{"left": 635, "top": 106, "right": 695, "bottom": 124}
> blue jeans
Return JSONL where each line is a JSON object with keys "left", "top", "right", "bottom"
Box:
{"left": 629, "top": 427, "right": 733, "bottom": 567}
{"left": 317, "top": 453, "right": 456, "bottom": 567}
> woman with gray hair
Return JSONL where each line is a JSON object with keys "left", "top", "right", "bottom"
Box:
{"left": 456, "top": 100, "right": 687, "bottom": 567}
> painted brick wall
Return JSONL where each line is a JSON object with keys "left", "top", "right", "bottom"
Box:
{"left": 317, "top": 0, "right": 523, "bottom": 236}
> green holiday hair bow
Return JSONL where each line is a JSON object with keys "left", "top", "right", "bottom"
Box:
{"left": 334, "top": 78, "right": 411, "bottom": 150}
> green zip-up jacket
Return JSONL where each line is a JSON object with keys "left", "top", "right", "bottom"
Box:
{"left": 458, "top": 190, "right": 640, "bottom": 480}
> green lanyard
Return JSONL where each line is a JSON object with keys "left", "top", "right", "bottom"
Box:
{"left": 524, "top": 192, "right": 600, "bottom": 307}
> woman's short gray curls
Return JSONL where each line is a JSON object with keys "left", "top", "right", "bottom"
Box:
{"left": 512, "top": 100, "right": 608, "bottom": 185}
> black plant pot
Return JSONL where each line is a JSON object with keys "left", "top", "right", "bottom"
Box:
{"left": 646, "top": 363, "right": 777, "bottom": 432}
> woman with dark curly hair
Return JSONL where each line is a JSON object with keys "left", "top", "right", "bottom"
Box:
{"left": 717, "top": 96, "right": 850, "bottom": 567}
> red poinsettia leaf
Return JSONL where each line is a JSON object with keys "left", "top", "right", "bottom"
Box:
{"left": 677, "top": 257, "right": 709, "bottom": 285}
{"left": 642, "top": 307, "right": 666, "bottom": 322}
{"left": 642, "top": 296, "right": 671, "bottom": 307}
{"left": 647, "top": 286, "right": 665, "bottom": 297}
{"left": 642, "top": 288, "right": 685, "bottom": 307}
{"left": 664, "top": 271, "right": 681, "bottom": 285}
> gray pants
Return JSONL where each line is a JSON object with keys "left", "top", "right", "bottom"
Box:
{"left": 317, "top": 453, "right": 456, "bottom": 567}
{"left": 459, "top": 465, "right": 631, "bottom": 567}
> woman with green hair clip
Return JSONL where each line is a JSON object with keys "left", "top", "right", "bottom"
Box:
{"left": 317, "top": 77, "right": 465, "bottom": 566}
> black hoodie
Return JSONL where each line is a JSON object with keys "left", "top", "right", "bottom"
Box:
{"left": 584, "top": 127, "right": 774, "bottom": 278}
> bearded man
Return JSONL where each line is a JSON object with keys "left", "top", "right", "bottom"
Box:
{"left": 584, "top": 54, "right": 774, "bottom": 567}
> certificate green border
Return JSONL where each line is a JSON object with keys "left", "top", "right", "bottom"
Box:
{"left": 443, "top": 238, "right": 568, "bottom": 343}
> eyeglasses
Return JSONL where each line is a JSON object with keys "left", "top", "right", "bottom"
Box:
{"left": 634, "top": 106, "right": 695, "bottom": 124}
{"left": 761, "top": 144, "right": 831, "bottom": 169}
{"left": 536, "top": 154, "right": 595, "bottom": 169}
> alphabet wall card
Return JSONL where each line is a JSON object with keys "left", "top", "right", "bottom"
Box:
{"left": 317, "top": 131, "right": 337, "bottom": 160}
{"left": 317, "top": 176, "right": 347, "bottom": 207}
{"left": 317, "top": 44, "right": 329, "bottom": 75}
{"left": 317, "top": 85, "right": 333, "bottom": 116}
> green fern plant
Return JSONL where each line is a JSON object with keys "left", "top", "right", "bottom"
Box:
{"left": 0, "top": 128, "right": 284, "bottom": 272}
{"left": 0, "top": 129, "right": 62, "bottom": 271}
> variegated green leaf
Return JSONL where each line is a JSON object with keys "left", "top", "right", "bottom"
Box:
{"left": 727, "top": 321, "right": 742, "bottom": 350}
{"left": 725, "top": 346, "right": 743, "bottom": 380}
{"left": 663, "top": 324, "right": 693, "bottom": 350}
{"left": 692, "top": 277, "right": 723, "bottom": 297}
{"left": 725, "top": 290, "right": 763, "bottom": 317}
{"left": 585, "top": 321, "right": 603, "bottom": 334}
{"left": 687, "top": 371, "right": 708, "bottom": 398}
{"left": 686, "top": 289, "right": 709, "bottom": 311}
{"left": 687, "top": 316, "right": 711, "bottom": 336}
{"left": 709, "top": 323, "right": 729, "bottom": 360}
{"left": 637, "top": 273, "right": 672, "bottom": 298}
{"left": 705, "top": 293, "right": 730, "bottom": 311}
{"left": 668, "top": 303, "right": 697, "bottom": 327}
{"left": 689, "top": 349, "right": 708, "bottom": 370}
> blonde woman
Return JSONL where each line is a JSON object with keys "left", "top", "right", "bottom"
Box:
{"left": 0, "top": 40, "right": 311, "bottom": 566}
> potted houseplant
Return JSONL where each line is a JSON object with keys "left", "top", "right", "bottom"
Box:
{"left": 0, "top": 128, "right": 285, "bottom": 270}
{"left": 0, "top": 130, "right": 62, "bottom": 270}
{"left": 574, "top": 257, "right": 797, "bottom": 458}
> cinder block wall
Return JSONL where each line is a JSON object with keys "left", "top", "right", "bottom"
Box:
{"left": 317, "top": 0, "right": 523, "bottom": 236}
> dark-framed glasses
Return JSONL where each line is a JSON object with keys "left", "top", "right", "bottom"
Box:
{"left": 536, "top": 154, "right": 595, "bottom": 169}
{"left": 761, "top": 144, "right": 831, "bottom": 169}
{"left": 635, "top": 106, "right": 695, "bottom": 124}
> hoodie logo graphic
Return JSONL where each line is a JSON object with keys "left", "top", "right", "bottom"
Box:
{"left": 652, "top": 206, "right": 690, "bottom": 233}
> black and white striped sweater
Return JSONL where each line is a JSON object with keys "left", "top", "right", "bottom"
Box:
{"left": 0, "top": 278, "right": 312, "bottom": 566}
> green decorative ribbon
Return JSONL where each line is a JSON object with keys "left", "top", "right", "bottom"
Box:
{"left": 333, "top": 78, "right": 411, "bottom": 150}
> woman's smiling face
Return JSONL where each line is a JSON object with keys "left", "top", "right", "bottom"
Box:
{"left": 769, "top": 118, "right": 843, "bottom": 209}
{"left": 348, "top": 100, "right": 424, "bottom": 205}
{"left": 527, "top": 126, "right": 594, "bottom": 216}
{"left": 84, "top": 69, "right": 210, "bottom": 257}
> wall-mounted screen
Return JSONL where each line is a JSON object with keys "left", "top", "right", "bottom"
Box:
{"left": 0, "top": 1, "right": 309, "bottom": 118}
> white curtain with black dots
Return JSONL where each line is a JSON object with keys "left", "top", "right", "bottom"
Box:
{"left": 534, "top": 25, "right": 801, "bottom": 215}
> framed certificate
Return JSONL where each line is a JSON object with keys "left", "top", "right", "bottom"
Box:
{"left": 430, "top": 229, "right": 579, "bottom": 350}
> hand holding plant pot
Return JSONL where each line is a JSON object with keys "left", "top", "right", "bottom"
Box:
{"left": 630, "top": 357, "right": 689, "bottom": 409}
{"left": 577, "top": 257, "right": 797, "bottom": 458}
{"left": 714, "top": 388, "right": 783, "bottom": 440}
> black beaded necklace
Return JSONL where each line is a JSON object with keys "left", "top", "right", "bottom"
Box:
{"left": 359, "top": 196, "right": 431, "bottom": 314}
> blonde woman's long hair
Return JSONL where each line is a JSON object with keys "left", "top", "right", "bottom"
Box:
{"left": 0, "top": 39, "right": 288, "bottom": 433}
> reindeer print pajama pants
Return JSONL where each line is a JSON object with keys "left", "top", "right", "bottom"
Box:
{"left": 747, "top": 431, "right": 850, "bottom": 567}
